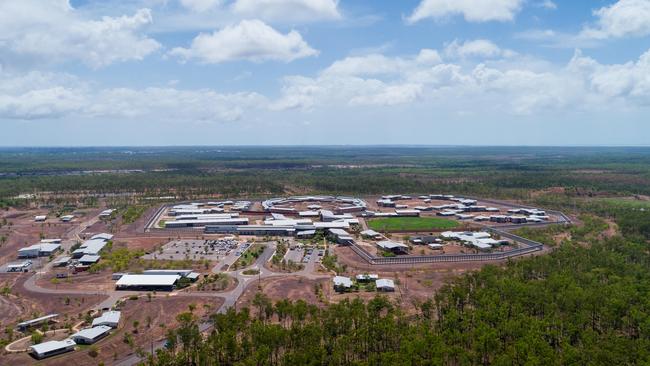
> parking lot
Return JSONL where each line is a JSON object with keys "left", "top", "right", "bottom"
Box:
{"left": 288, "top": 246, "right": 325, "bottom": 264}
{"left": 142, "top": 238, "right": 245, "bottom": 262}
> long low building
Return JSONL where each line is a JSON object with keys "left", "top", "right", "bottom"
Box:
{"left": 205, "top": 225, "right": 296, "bottom": 236}
{"left": 70, "top": 325, "right": 112, "bottom": 344}
{"left": 328, "top": 228, "right": 354, "bottom": 244}
{"left": 17, "top": 314, "right": 58, "bottom": 331}
{"left": 18, "top": 243, "right": 61, "bottom": 258}
{"left": 173, "top": 213, "right": 239, "bottom": 221}
{"left": 377, "top": 240, "right": 409, "bottom": 254}
{"left": 6, "top": 260, "right": 32, "bottom": 272}
{"left": 115, "top": 274, "right": 180, "bottom": 291}
{"left": 52, "top": 256, "right": 71, "bottom": 267}
{"left": 72, "top": 234, "right": 112, "bottom": 258}
{"left": 92, "top": 310, "right": 121, "bottom": 328}
{"left": 29, "top": 339, "right": 76, "bottom": 359}
{"left": 165, "top": 217, "right": 249, "bottom": 228}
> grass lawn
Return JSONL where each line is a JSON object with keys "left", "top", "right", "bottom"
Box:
{"left": 368, "top": 217, "right": 459, "bottom": 232}
{"left": 233, "top": 244, "right": 265, "bottom": 269}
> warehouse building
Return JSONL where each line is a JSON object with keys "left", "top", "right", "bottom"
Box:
{"left": 164, "top": 217, "right": 249, "bottom": 228}
{"left": 376, "top": 279, "right": 395, "bottom": 292}
{"left": 52, "top": 256, "right": 71, "bottom": 267}
{"left": 18, "top": 242, "right": 61, "bottom": 258}
{"left": 115, "top": 274, "right": 180, "bottom": 291}
{"left": 377, "top": 240, "right": 409, "bottom": 254}
{"left": 296, "top": 229, "right": 316, "bottom": 239}
{"left": 356, "top": 274, "right": 378, "bottom": 282}
{"left": 92, "top": 310, "right": 121, "bottom": 328}
{"left": 60, "top": 215, "right": 75, "bottom": 222}
{"left": 333, "top": 276, "right": 353, "bottom": 291}
{"left": 173, "top": 213, "right": 239, "bottom": 221}
{"left": 328, "top": 228, "right": 354, "bottom": 245}
{"left": 6, "top": 260, "right": 32, "bottom": 272}
{"left": 409, "top": 235, "right": 440, "bottom": 245}
{"left": 70, "top": 325, "right": 112, "bottom": 345}
{"left": 91, "top": 233, "right": 114, "bottom": 241}
{"left": 29, "top": 339, "right": 76, "bottom": 359}
{"left": 78, "top": 255, "right": 101, "bottom": 265}
{"left": 17, "top": 314, "right": 58, "bottom": 331}
{"left": 360, "top": 229, "right": 382, "bottom": 240}
{"left": 205, "top": 225, "right": 296, "bottom": 236}
{"left": 72, "top": 238, "right": 109, "bottom": 258}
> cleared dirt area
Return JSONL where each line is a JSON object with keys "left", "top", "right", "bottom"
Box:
{"left": 238, "top": 276, "right": 330, "bottom": 311}
{"left": 0, "top": 274, "right": 107, "bottom": 329}
{"left": 35, "top": 270, "right": 115, "bottom": 292}
{"left": 1, "top": 295, "right": 221, "bottom": 366}
{"left": 0, "top": 211, "right": 72, "bottom": 266}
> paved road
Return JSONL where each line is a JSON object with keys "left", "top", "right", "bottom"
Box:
{"left": 21, "top": 235, "right": 350, "bottom": 366}
{"left": 115, "top": 243, "right": 294, "bottom": 366}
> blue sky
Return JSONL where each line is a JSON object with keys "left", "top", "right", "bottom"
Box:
{"left": 1, "top": 0, "right": 649, "bottom": 146}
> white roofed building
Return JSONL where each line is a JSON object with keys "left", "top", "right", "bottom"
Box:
{"left": 376, "top": 279, "right": 395, "bottom": 292}
{"left": 92, "top": 310, "right": 121, "bottom": 328}
{"left": 377, "top": 240, "right": 409, "bottom": 254}
{"left": 115, "top": 274, "right": 180, "bottom": 291}
{"left": 29, "top": 339, "right": 75, "bottom": 359}
{"left": 333, "top": 276, "right": 353, "bottom": 291}
{"left": 70, "top": 325, "right": 112, "bottom": 344}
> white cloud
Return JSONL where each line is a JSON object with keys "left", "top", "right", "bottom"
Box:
{"left": 180, "top": 0, "right": 222, "bottom": 12}
{"left": 536, "top": 0, "right": 557, "bottom": 10}
{"left": 169, "top": 19, "right": 318, "bottom": 63}
{"left": 0, "top": 87, "right": 85, "bottom": 120}
{"left": 0, "top": 0, "right": 160, "bottom": 68}
{"left": 0, "top": 69, "right": 266, "bottom": 122}
{"left": 231, "top": 0, "right": 341, "bottom": 22}
{"left": 273, "top": 47, "right": 650, "bottom": 116}
{"left": 407, "top": 0, "right": 523, "bottom": 23}
{"left": 581, "top": 0, "right": 650, "bottom": 39}
{"left": 89, "top": 88, "right": 265, "bottom": 122}
{"left": 444, "top": 39, "right": 515, "bottom": 59}
{"left": 570, "top": 49, "right": 650, "bottom": 102}
{"left": 323, "top": 49, "right": 441, "bottom": 76}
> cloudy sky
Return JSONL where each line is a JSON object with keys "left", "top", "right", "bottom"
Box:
{"left": 1, "top": 0, "right": 649, "bottom": 146}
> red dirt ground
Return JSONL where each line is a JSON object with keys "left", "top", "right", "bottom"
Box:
{"left": 0, "top": 274, "right": 107, "bottom": 329}
{"left": 237, "top": 276, "right": 330, "bottom": 312}
{"left": 0, "top": 295, "right": 222, "bottom": 365}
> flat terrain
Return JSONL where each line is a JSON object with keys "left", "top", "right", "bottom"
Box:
{"left": 368, "top": 217, "right": 459, "bottom": 232}
{"left": 237, "top": 276, "right": 329, "bottom": 312}
{"left": 0, "top": 295, "right": 221, "bottom": 366}
{"left": 0, "top": 274, "right": 107, "bottom": 329}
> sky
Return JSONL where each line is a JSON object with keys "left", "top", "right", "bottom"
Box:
{"left": 1, "top": 0, "right": 650, "bottom": 146}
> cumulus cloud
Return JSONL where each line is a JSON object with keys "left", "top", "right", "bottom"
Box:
{"left": 169, "top": 19, "right": 318, "bottom": 63}
{"left": 580, "top": 0, "right": 650, "bottom": 40}
{"left": 569, "top": 49, "right": 650, "bottom": 102}
{"left": 272, "top": 47, "right": 650, "bottom": 115}
{"left": 0, "top": 69, "right": 266, "bottom": 122}
{"left": 89, "top": 88, "right": 265, "bottom": 122}
{"left": 231, "top": 0, "right": 341, "bottom": 22}
{"left": 180, "top": 0, "right": 222, "bottom": 12}
{"left": 444, "top": 39, "right": 515, "bottom": 59}
{"left": 323, "top": 49, "right": 441, "bottom": 76}
{"left": 536, "top": 0, "right": 557, "bottom": 10}
{"left": 0, "top": 0, "right": 160, "bottom": 68}
{"left": 407, "top": 0, "right": 523, "bottom": 23}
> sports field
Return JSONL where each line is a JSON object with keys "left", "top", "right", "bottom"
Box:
{"left": 367, "top": 217, "right": 459, "bottom": 232}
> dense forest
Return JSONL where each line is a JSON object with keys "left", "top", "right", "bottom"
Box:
{"left": 146, "top": 213, "right": 650, "bottom": 365}
{"left": 2, "top": 146, "right": 650, "bottom": 200}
